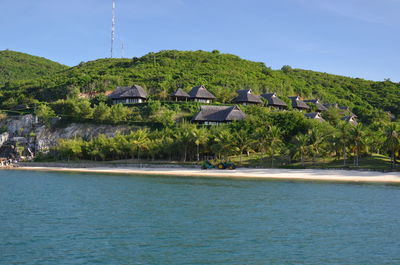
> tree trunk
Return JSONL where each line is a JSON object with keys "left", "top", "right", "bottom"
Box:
{"left": 343, "top": 145, "right": 347, "bottom": 166}
{"left": 196, "top": 144, "right": 200, "bottom": 161}
{"left": 183, "top": 146, "right": 187, "bottom": 162}
{"left": 301, "top": 151, "right": 304, "bottom": 167}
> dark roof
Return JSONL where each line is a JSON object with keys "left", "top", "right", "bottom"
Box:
{"left": 304, "top": 112, "right": 325, "bottom": 122}
{"left": 304, "top": 99, "right": 328, "bottom": 111}
{"left": 323, "top": 103, "right": 339, "bottom": 109}
{"left": 341, "top": 115, "right": 358, "bottom": 125}
{"left": 170, "top": 88, "right": 189, "bottom": 98}
{"left": 339, "top": 106, "right": 357, "bottom": 117}
{"left": 188, "top": 85, "right": 216, "bottom": 99}
{"left": 192, "top": 105, "right": 246, "bottom": 122}
{"left": 232, "top": 89, "right": 263, "bottom": 104}
{"left": 288, "top": 96, "right": 310, "bottom": 109}
{"left": 261, "top": 93, "right": 288, "bottom": 107}
{"left": 108, "top": 85, "right": 147, "bottom": 99}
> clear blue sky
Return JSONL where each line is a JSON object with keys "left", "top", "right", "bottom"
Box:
{"left": 1, "top": 0, "right": 399, "bottom": 81}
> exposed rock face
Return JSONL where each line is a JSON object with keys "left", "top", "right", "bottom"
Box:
{"left": 0, "top": 115, "right": 136, "bottom": 158}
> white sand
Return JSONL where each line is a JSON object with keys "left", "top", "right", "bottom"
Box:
{"left": 8, "top": 166, "right": 400, "bottom": 184}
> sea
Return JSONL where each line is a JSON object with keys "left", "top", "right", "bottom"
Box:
{"left": 1, "top": 170, "right": 400, "bottom": 264}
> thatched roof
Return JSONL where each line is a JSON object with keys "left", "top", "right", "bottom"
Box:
{"left": 188, "top": 85, "right": 216, "bottom": 99}
{"left": 304, "top": 112, "right": 325, "bottom": 122}
{"left": 304, "top": 99, "right": 328, "bottom": 112}
{"left": 341, "top": 115, "right": 358, "bottom": 125}
{"left": 232, "top": 89, "right": 263, "bottom": 104}
{"left": 108, "top": 85, "right": 147, "bottom": 99}
{"left": 170, "top": 88, "right": 189, "bottom": 98}
{"left": 261, "top": 93, "right": 288, "bottom": 107}
{"left": 339, "top": 106, "right": 357, "bottom": 117}
{"left": 192, "top": 105, "right": 246, "bottom": 122}
{"left": 323, "top": 103, "right": 339, "bottom": 109}
{"left": 288, "top": 96, "right": 310, "bottom": 110}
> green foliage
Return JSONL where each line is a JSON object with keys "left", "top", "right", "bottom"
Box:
{"left": 35, "top": 103, "right": 56, "bottom": 125}
{"left": 0, "top": 50, "right": 68, "bottom": 85}
{"left": 1, "top": 50, "right": 398, "bottom": 122}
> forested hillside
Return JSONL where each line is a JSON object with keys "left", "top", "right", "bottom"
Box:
{"left": 0, "top": 50, "right": 68, "bottom": 85}
{"left": 0, "top": 50, "right": 398, "bottom": 120}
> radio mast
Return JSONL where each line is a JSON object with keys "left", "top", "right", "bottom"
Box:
{"left": 110, "top": 0, "right": 116, "bottom": 58}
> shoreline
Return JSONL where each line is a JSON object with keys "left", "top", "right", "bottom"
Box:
{"left": 6, "top": 166, "right": 400, "bottom": 184}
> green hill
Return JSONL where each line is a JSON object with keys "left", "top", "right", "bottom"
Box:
{"left": 0, "top": 50, "right": 68, "bottom": 85}
{"left": 0, "top": 50, "right": 398, "bottom": 121}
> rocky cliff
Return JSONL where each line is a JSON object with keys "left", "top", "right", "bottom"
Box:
{"left": 0, "top": 115, "right": 136, "bottom": 159}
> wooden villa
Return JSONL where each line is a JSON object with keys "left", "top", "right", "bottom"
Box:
{"left": 192, "top": 105, "right": 246, "bottom": 125}
{"left": 170, "top": 88, "right": 190, "bottom": 101}
{"left": 288, "top": 96, "right": 310, "bottom": 111}
{"left": 304, "top": 99, "right": 328, "bottom": 112}
{"left": 261, "top": 93, "right": 288, "bottom": 109}
{"left": 108, "top": 85, "right": 148, "bottom": 104}
{"left": 341, "top": 115, "right": 358, "bottom": 125}
{"left": 339, "top": 106, "right": 357, "bottom": 117}
{"left": 232, "top": 89, "right": 263, "bottom": 105}
{"left": 188, "top": 85, "right": 216, "bottom": 103}
{"left": 304, "top": 112, "right": 325, "bottom": 122}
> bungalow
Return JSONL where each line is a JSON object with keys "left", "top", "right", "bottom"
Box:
{"left": 232, "top": 89, "right": 263, "bottom": 105}
{"left": 304, "top": 112, "right": 325, "bottom": 122}
{"left": 339, "top": 106, "right": 357, "bottom": 117}
{"left": 304, "top": 99, "right": 328, "bottom": 112}
{"left": 192, "top": 105, "right": 246, "bottom": 125}
{"left": 288, "top": 96, "right": 310, "bottom": 111}
{"left": 261, "top": 93, "right": 288, "bottom": 109}
{"left": 170, "top": 88, "right": 189, "bottom": 101}
{"left": 341, "top": 115, "right": 358, "bottom": 125}
{"left": 188, "top": 85, "right": 216, "bottom": 103}
{"left": 323, "top": 103, "right": 339, "bottom": 109}
{"left": 108, "top": 85, "right": 147, "bottom": 104}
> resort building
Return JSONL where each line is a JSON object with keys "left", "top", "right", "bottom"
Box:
{"left": 109, "top": 85, "right": 148, "bottom": 104}
{"left": 170, "top": 88, "right": 190, "bottom": 101}
{"left": 339, "top": 106, "right": 357, "bottom": 117}
{"left": 261, "top": 93, "right": 288, "bottom": 109}
{"left": 288, "top": 96, "right": 310, "bottom": 111}
{"left": 341, "top": 115, "right": 358, "bottom": 125}
{"left": 192, "top": 105, "right": 246, "bottom": 125}
{"left": 188, "top": 85, "right": 216, "bottom": 103}
{"left": 304, "top": 99, "right": 328, "bottom": 112}
{"left": 304, "top": 112, "right": 325, "bottom": 122}
{"left": 232, "top": 89, "right": 263, "bottom": 105}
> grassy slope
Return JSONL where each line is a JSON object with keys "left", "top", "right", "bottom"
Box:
{"left": 0, "top": 50, "right": 68, "bottom": 85}
{"left": 1, "top": 50, "right": 399, "bottom": 117}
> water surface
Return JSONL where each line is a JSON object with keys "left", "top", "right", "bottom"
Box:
{"left": 1, "top": 170, "right": 400, "bottom": 264}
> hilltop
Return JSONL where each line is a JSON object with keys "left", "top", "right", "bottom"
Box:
{"left": 0, "top": 50, "right": 398, "bottom": 120}
{"left": 0, "top": 50, "right": 68, "bottom": 85}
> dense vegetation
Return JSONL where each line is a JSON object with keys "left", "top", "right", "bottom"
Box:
{"left": 0, "top": 50, "right": 68, "bottom": 86}
{"left": 0, "top": 50, "right": 399, "bottom": 123}
{"left": 1, "top": 49, "right": 399, "bottom": 168}
{"left": 41, "top": 110, "right": 399, "bottom": 170}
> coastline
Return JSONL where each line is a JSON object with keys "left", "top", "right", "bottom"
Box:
{"left": 7, "top": 165, "right": 400, "bottom": 184}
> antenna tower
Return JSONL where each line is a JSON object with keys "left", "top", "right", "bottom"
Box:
{"left": 110, "top": 0, "right": 116, "bottom": 58}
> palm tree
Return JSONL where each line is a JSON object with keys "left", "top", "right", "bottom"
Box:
{"left": 384, "top": 123, "right": 399, "bottom": 167}
{"left": 176, "top": 122, "right": 196, "bottom": 162}
{"left": 337, "top": 121, "right": 351, "bottom": 166}
{"left": 234, "top": 130, "right": 255, "bottom": 164}
{"left": 192, "top": 127, "right": 209, "bottom": 161}
{"left": 128, "top": 129, "right": 150, "bottom": 160}
{"left": 349, "top": 124, "right": 364, "bottom": 166}
{"left": 291, "top": 133, "right": 309, "bottom": 167}
{"left": 265, "top": 125, "right": 283, "bottom": 168}
{"left": 307, "top": 127, "right": 324, "bottom": 165}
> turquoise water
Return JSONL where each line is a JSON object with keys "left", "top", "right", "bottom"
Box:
{"left": 1, "top": 171, "right": 400, "bottom": 264}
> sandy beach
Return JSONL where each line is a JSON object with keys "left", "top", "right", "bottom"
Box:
{"left": 8, "top": 166, "right": 400, "bottom": 184}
